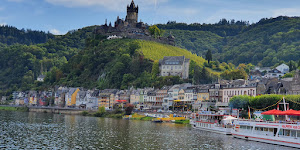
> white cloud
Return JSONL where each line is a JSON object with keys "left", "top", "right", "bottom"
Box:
{"left": 272, "top": 8, "right": 300, "bottom": 17}
{"left": 0, "top": 23, "right": 7, "bottom": 26}
{"left": 45, "top": 0, "right": 168, "bottom": 11}
{"left": 50, "top": 29, "right": 62, "bottom": 35}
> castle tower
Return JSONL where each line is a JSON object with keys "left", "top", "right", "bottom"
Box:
{"left": 126, "top": 0, "right": 138, "bottom": 25}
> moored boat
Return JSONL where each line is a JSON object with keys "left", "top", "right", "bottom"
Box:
{"left": 191, "top": 111, "right": 237, "bottom": 135}
{"left": 152, "top": 118, "right": 163, "bottom": 123}
{"left": 232, "top": 109, "right": 300, "bottom": 148}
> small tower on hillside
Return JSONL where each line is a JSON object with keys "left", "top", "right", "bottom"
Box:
{"left": 126, "top": 0, "right": 138, "bottom": 24}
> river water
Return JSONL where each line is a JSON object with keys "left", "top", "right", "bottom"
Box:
{"left": 0, "top": 111, "right": 296, "bottom": 150}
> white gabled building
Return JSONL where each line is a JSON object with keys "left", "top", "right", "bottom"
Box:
{"left": 37, "top": 75, "right": 45, "bottom": 82}
{"left": 276, "top": 63, "right": 289, "bottom": 74}
{"left": 159, "top": 56, "right": 190, "bottom": 79}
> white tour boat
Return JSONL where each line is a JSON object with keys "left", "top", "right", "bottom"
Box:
{"left": 191, "top": 111, "right": 237, "bottom": 135}
{"left": 232, "top": 108, "right": 300, "bottom": 148}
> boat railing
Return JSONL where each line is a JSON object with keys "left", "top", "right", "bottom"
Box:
{"left": 238, "top": 119, "right": 300, "bottom": 125}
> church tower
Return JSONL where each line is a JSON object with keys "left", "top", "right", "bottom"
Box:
{"left": 126, "top": 0, "right": 138, "bottom": 24}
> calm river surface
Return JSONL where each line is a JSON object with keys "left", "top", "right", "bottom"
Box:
{"left": 0, "top": 111, "right": 296, "bottom": 150}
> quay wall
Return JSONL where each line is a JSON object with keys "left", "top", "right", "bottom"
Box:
{"left": 29, "top": 108, "right": 93, "bottom": 115}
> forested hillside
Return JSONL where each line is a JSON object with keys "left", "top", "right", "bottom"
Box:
{"left": 0, "top": 25, "right": 97, "bottom": 94}
{"left": 1, "top": 16, "right": 300, "bottom": 96}
{"left": 0, "top": 25, "right": 55, "bottom": 45}
{"left": 158, "top": 16, "right": 300, "bottom": 66}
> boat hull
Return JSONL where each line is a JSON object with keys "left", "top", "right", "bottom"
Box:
{"left": 232, "top": 133, "right": 300, "bottom": 148}
{"left": 193, "top": 123, "right": 232, "bottom": 135}
{"left": 233, "top": 120, "right": 300, "bottom": 148}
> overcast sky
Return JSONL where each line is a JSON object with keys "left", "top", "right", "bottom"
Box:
{"left": 1, "top": 0, "right": 300, "bottom": 35}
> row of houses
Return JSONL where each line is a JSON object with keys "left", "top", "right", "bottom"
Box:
{"left": 11, "top": 79, "right": 257, "bottom": 111}
{"left": 11, "top": 69, "right": 300, "bottom": 111}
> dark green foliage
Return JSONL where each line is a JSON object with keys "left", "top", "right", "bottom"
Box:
{"left": 229, "top": 96, "right": 251, "bottom": 110}
{"left": 16, "top": 106, "right": 29, "bottom": 112}
{"left": 220, "top": 69, "right": 248, "bottom": 80}
{"left": 0, "top": 25, "right": 96, "bottom": 95}
{"left": 230, "top": 95, "right": 300, "bottom": 110}
{"left": 61, "top": 39, "right": 153, "bottom": 89}
{"left": 160, "top": 16, "right": 300, "bottom": 66}
{"left": 0, "top": 25, "right": 54, "bottom": 45}
{"left": 199, "top": 67, "right": 211, "bottom": 84}
{"left": 81, "top": 111, "right": 89, "bottom": 116}
{"left": 148, "top": 25, "right": 164, "bottom": 38}
{"left": 151, "top": 60, "right": 159, "bottom": 79}
{"left": 205, "top": 50, "right": 212, "bottom": 63}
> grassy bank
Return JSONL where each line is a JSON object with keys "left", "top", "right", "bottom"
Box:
{"left": 81, "top": 110, "right": 125, "bottom": 119}
{"left": 129, "top": 113, "right": 154, "bottom": 121}
{"left": 174, "top": 120, "right": 190, "bottom": 124}
{"left": 0, "top": 106, "right": 29, "bottom": 112}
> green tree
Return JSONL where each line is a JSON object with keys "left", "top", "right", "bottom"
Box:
{"left": 189, "top": 60, "right": 196, "bottom": 79}
{"left": 205, "top": 49, "right": 212, "bottom": 63}
{"left": 121, "top": 73, "right": 135, "bottom": 89}
{"left": 193, "top": 65, "right": 201, "bottom": 84}
{"left": 151, "top": 60, "right": 159, "bottom": 79}
{"left": 149, "top": 25, "right": 163, "bottom": 38}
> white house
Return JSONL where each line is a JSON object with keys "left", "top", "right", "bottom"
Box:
{"left": 159, "top": 56, "right": 190, "bottom": 79}
{"left": 37, "top": 75, "right": 45, "bottom": 82}
{"left": 276, "top": 64, "right": 289, "bottom": 74}
{"left": 264, "top": 69, "right": 284, "bottom": 78}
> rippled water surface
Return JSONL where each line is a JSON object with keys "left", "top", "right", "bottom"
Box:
{"left": 0, "top": 111, "right": 297, "bottom": 150}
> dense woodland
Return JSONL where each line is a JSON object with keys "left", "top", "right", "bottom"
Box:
{"left": 0, "top": 16, "right": 300, "bottom": 97}
{"left": 159, "top": 16, "right": 300, "bottom": 66}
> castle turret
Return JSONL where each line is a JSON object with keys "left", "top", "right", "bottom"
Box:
{"left": 126, "top": 0, "right": 138, "bottom": 25}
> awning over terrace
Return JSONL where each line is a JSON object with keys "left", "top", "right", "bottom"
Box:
{"left": 262, "top": 109, "right": 300, "bottom": 116}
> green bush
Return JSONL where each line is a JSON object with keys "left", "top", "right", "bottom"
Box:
{"left": 16, "top": 106, "right": 29, "bottom": 112}
{"left": 81, "top": 111, "right": 89, "bottom": 116}
{"left": 229, "top": 94, "right": 300, "bottom": 110}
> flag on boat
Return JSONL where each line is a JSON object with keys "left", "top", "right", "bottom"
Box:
{"left": 248, "top": 106, "right": 251, "bottom": 119}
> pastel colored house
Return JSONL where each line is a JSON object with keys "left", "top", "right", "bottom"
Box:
{"left": 65, "top": 88, "right": 80, "bottom": 107}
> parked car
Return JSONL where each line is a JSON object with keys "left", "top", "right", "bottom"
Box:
{"left": 157, "top": 109, "right": 163, "bottom": 113}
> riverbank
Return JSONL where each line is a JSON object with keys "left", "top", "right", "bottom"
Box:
{"left": 0, "top": 105, "right": 190, "bottom": 124}
{"left": 0, "top": 106, "right": 29, "bottom": 112}
{"left": 127, "top": 113, "right": 190, "bottom": 124}
{"left": 81, "top": 110, "right": 124, "bottom": 119}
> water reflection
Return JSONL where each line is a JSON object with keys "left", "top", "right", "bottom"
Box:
{"left": 0, "top": 111, "right": 297, "bottom": 150}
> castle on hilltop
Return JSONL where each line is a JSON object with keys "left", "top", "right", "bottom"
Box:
{"left": 95, "top": 0, "right": 175, "bottom": 46}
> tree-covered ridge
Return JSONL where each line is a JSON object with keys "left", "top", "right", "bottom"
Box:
{"left": 0, "top": 25, "right": 55, "bottom": 45}
{"left": 159, "top": 16, "right": 300, "bottom": 66}
{"left": 162, "top": 30, "right": 223, "bottom": 56}
{"left": 221, "top": 17, "right": 300, "bottom": 66}
{"left": 0, "top": 25, "right": 100, "bottom": 94}
{"left": 157, "top": 19, "right": 249, "bottom": 37}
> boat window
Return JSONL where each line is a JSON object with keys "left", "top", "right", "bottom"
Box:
{"left": 255, "top": 127, "right": 259, "bottom": 130}
{"left": 279, "top": 129, "right": 283, "bottom": 136}
{"left": 263, "top": 128, "right": 268, "bottom": 132}
{"left": 259, "top": 127, "right": 263, "bottom": 131}
{"left": 297, "top": 131, "right": 300, "bottom": 138}
{"left": 268, "top": 128, "right": 274, "bottom": 133}
{"left": 291, "top": 130, "right": 296, "bottom": 137}
{"left": 284, "top": 130, "right": 291, "bottom": 136}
